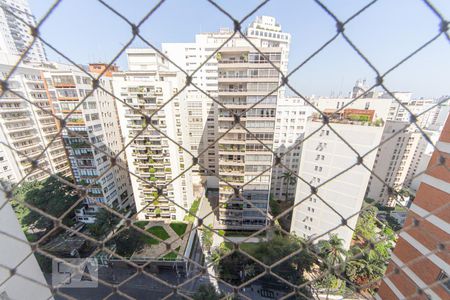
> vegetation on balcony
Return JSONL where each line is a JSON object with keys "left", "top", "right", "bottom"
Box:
{"left": 154, "top": 207, "right": 161, "bottom": 216}
{"left": 149, "top": 167, "right": 156, "bottom": 173}
{"left": 70, "top": 141, "right": 90, "bottom": 149}
{"left": 347, "top": 114, "right": 370, "bottom": 122}
{"left": 373, "top": 118, "right": 384, "bottom": 127}
{"left": 184, "top": 198, "right": 200, "bottom": 222}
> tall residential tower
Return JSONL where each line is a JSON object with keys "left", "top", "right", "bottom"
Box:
{"left": 0, "top": 0, "right": 47, "bottom": 63}
{"left": 0, "top": 63, "right": 70, "bottom": 184}
{"left": 43, "top": 64, "right": 134, "bottom": 223}
{"left": 113, "top": 49, "right": 194, "bottom": 221}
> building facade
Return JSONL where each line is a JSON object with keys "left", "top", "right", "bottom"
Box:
{"left": 43, "top": 64, "right": 133, "bottom": 223}
{"left": 162, "top": 31, "right": 228, "bottom": 192}
{"left": 113, "top": 49, "right": 194, "bottom": 221}
{"left": 366, "top": 122, "right": 417, "bottom": 205}
{"left": 376, "top": 115, "right": 449, "bottom": 300}
{"left": 312, "top": 90, "right": 445, "bottom": 206}
{"left": 0, "top": 63, "right": 70, "bottom": 185}
{"left": 215, "top": 32, "right": 288, "bottom": 230}
{"left": 271, "top": 97, "right": 311, "bottom": 202}
{"left": 290, "top": 112, "right": 387, "bottom": 250}
{"left": 0, "top": 0, "right": 47, "bottom": 63}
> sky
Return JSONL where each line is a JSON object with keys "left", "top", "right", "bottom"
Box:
{"left": 29, "top": 0, "right": 450, "bottom": 98}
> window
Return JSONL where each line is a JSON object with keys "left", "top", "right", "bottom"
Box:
{"left": 438, "top": 271, "right": 450, "bottom": 293}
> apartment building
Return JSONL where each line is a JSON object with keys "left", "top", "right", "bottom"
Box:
{"left": 0, "top": 0, "right": 47, "bottom": 63}
{"left": 246, "top": 16, "right": 291, "bottom": 89}
{"left": 377, "top": 116, "right": 449, "bottom": 300}
{"left": 312, "top": 90, "right": 445, "bottom": 206}
{"left": 366, "top": 123, "right": 423, "bottom": 205}
{"left": 271, "top": 97, "right": 311, "bottom": 202}
{"left": 162, "top": 31, "right": 229, "bottom": 191}
{"left": 113, "top": 49, "right": 194, "bottom": 221}
{"left": 290, "top": 111, "right": 387, "bottom": 250}
{"left": 409, "top": 129, "right": 441, "bottom": 192}
{"left": 43, "top": 64, "right": 133, "bottom": 223}
{"left": 160, "top": 16, "right": 292, "bottom": 196}
{"left": 215, "top": 34, "right": 288, "bottom": 230}
{"left": 0, "top": 63, "right": 70, "bottom": 185}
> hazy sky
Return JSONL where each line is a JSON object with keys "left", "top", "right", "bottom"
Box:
{"left": 29, "top": 0, "right": 450, "bottom": 98}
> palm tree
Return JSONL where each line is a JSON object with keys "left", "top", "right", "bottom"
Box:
{"left": 318, "top": 234, "right": 346, "bottom": 269}
{"left": 279, "top": 171, "right": 297, "bottom": 202}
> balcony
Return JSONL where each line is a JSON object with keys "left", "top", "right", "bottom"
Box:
{"left": 218, "top": 75, "right": 279, "bottom": 83}
{"left": 54, "top": 83, "right": 76, "bottom": 88}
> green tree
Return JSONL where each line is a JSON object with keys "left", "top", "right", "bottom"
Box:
{"left": 87, "top": 208, "right": 121, "bottom": 238}
{"left": 345, "top": 209, "right": 397, "bottom": 294}
{"left": 384, "top": 214, "right": 402, "bottom": 231}
{"left": 279, "top": 172, "right": 297, "bottom": 202}
{"left": 12, "top": 176, "right": 78, "bottom": 232}
{"left": 317, "top": 234, "right": 346, "bottom": 269}
{"left": 314, "top": 235, "right": 347, "bottom": 293}
{"left": 212, "top": 234, "right": 314, "bottom": 297}
{"left": 269, "top": 195, "right": 281, "bottom": 216}
{"left": 111, "top": 229, "right": 145, "bottom": 257}
{"left": 193, "top": 283, "right": 223, "bottom": 300}
{"left": 201, "top": 225, "right": 214, "bottom": 252}
{"left": 354, "top": 206, "right": 378, "bottom": 243}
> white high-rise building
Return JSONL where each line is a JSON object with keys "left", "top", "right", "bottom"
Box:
{"left": 215, "top": 35, "right": 288, "bottom": 230}
{"left": 0, "top": 63, "right": 70, "bottom": 185}
{"left": 161, "top": 16, "right": 291, "bottom": 197}
{"left": 246, "top": 16, "right": 291, "bottom": 76}
{"left": 162, "top": 30, "right": 230, "bottom": 192}
{"left": 291, "top": 112, "right": 387, "bottom": 250}
{"left": 0, "top": 0, "right": 47, "bottom": 63}
{"left": 271, "top": 97, "right": 312, "bottom": 202}
{"left": 113, "top": 49, "right": 194, "bottom": 221}
{"left": 43, "top": 64, "right": 134, "bottom": 223}
{"left": 365, "top": 121, "right": 412, "bottom": 205}
{"left": 311, "top": 86, "right": 447, "bottom": 206}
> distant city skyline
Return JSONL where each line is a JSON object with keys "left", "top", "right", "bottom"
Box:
{"left": 27, "top": 0, "right": 450, "bottom": 98}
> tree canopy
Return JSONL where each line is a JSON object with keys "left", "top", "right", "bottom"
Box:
{"left": 193, "top": 283, "right": 223, "bottom": 300}
{"left": 87, "top": 207, "right": 121, "bottom": 239}
{"left": 12, "top": 176, "right": 78, "bottom": 232}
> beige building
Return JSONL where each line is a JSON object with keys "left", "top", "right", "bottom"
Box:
{"left": 113, "top": 49, "right": 194, "bottom": 221}
{"left": 43, "top": 64, "right": 134, "bottom": 223}
{"left": 0, "top": 63, "right": 70, "bottom": 185}
{"left": 216, "top": 36, "right": 286, "bottom": 230}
